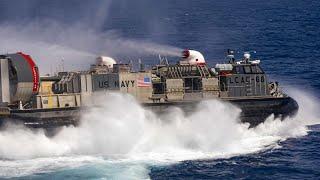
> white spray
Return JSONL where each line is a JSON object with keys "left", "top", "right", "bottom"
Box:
{"left": 0, "top": 22, "right": 182, "bottom": 74}
{"left": 0, "top": 91, "right": 318, "bottom": 160}
{"left": 0, "top": 91, "right": 318, "bottom": 178}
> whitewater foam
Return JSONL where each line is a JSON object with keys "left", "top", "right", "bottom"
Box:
{"left": 0, "top": 91, "right": 318, "bottom": 178}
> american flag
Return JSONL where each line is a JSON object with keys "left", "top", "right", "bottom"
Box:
{"left": 138, "top": 76, "right": 151, "bottom": 87}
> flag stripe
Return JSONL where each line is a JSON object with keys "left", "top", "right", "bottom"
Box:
{"left": 138, "top": 76, "right": 151, "bottom": 87}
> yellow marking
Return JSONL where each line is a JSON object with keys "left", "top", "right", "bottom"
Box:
{"left": 48, "top": 95, "right": 53, "bottom": 108}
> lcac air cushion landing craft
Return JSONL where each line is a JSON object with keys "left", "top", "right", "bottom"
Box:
{"left": 0, "top": 50, "right": 298, "bottom": 129}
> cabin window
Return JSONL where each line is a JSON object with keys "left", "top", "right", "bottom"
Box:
{"left": 256, "top": 65, "right": 264, "bottom": 73}
{"left": 250, "top": 65, "right": 264, "bottom": 74}
{"left": 244, "top": 66, "right": 251, "bottom": 74}
{"left": 251, "top": 65, "right": 257, "bottom": 73}
{"left": 235, "top": 65, "right": 264, "bottom": 74}
{"left": 235, "top": 66, "right": 244, "bottom": 74}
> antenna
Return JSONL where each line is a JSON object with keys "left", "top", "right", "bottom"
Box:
{"left": 129, "top": 59, "right": 133, "bottom": 71}
{"left": 158, "top": 54, "right": 162, "bottom": 64}
{"left": 138, "top": 58, "right": 144, "bottom": 71}
{"left": 158, "top": 54, "right": 169, "bottom": 65}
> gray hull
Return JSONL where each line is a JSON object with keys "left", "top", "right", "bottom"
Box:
{"left": 144, "top": 96, "right": 298, "bottom": 127}
{"left": 0, "top": 96, "right": 298, "bottom": 129}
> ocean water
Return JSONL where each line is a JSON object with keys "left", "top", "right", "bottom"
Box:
{"left": 0, "top": 0, "right": 320, "bottom": 179}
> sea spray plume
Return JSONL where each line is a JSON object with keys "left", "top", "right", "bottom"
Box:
{"left": 0, "top": 91, "right": 314, "bottom": 161}
{"left": 54, "top": 93, "right": 156, "bottom": 155}
{"left": 0, "top": 123, "right": 68, "bottom": 159}
{"left": 103, "top": 36, "right": 182, "bottom": 57}
{"left": 128, "top": 100, "right": 275, "bottom": 160}
{"left": 245, "top": 88, "right": 320, "bottom": 142}
{"left": 128, "top": 100, "right": 245, "bottom": 158}
{"left": 0, "top": 0, "right": 182, "bottom": 73}
{"left": 0, "top": 22, "right": 97, "bottom": 74}
{"left": 287, "top": 88, "right": 320, "bottom": 125}
{"left": 0, "top": 21, "right": 182, "bottom": 74}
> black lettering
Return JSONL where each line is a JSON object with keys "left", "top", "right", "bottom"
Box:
{"left": 104, "top": 81, "right": 109, "bottom": 88}
{"left": 98, "top": 81, "right": 103, "bottom": 88}
{"left": 131, "top": 80, "right": 135, "bottom": 87}
{"left": 235, "top": 77, "right": 239, "bottom": 83}
{"left": 99, "top": 81, "right": 109, "bottom": 88}
{"left": 125, "top": 80, "right": 130, "bottom": 87}
{"left": 229, "top": 78, "right": 234, "bottom": 84}
{"left": 246, "top": 76, "right": 250, "bottom": 83}
{"left": 114, "top": 81, "right": 119, "bottom": 87}
{"left": 261, "top": 76, "right": 265, "bottom": 82}
{"left": 121, "top": 81, "right": 126, "bottom": 87}
{"left": 241, "top": 77, "right": 245, "bottom": 83}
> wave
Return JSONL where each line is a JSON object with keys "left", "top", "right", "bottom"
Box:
{"left": 0, "top": 90, "right": 318, "bottom": 178}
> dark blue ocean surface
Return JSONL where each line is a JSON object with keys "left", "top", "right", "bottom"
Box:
{"left": 0, "top": 0, "right": 319, "bottom": 179}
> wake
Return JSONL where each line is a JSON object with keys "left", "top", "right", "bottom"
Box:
{"left": 0, "top": 90, "right": 318, "bottom": 178}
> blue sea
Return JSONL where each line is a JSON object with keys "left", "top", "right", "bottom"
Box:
{"left": 0, "top": 0, "right": 320, "bottom": 179}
